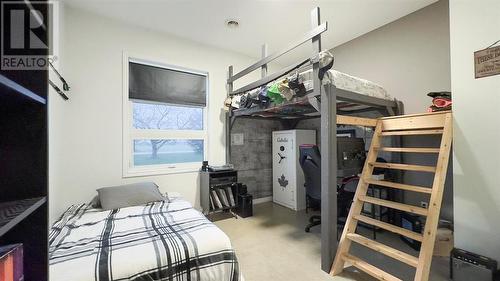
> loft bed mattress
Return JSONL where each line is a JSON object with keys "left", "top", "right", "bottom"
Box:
{"left": 49, "top": 197, "right": 240, "bottom": 281}
{"left": 300, "top": 69, "right": 392, "bottom": 101}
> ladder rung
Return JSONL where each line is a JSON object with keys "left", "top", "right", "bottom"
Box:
{"left": 359, "top": 195, "right": 428, "bottom": 216}
{"left": 364, "top": 179, "right": 432, "bottom": 194}
{"left": 375, "top": 147, "right": 440, "bottom": 153}
{"left": 380, "top": 129, "right": 443, "bottom": 136}
{"left": 369, "top": 162, "right": 436, "bottom": 173}
{"left": 342, "top": 253, "right": 402, "bottom": 281}
{"left": 354, "top": 215, "right": 423, "bottom": 242}
{"left": 346, "top": 233, "right": 419, "bottom": 267}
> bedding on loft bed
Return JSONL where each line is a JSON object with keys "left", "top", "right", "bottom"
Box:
{"left": 49, "top": 197, "right": 240, "bottom": 281}
{"left": 300, "top": 69, "right": 392, "bottom": 101}
{"left": 227, "top": 67, "right": 394, "bottom": 118}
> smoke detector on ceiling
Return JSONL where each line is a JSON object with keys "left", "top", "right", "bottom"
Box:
{"left": 225, "top": 19, "right": 240, "bottom": 29}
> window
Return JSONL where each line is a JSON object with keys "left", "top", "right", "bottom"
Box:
{"left": 123, "top": 56, "right": 208, "bottom": 176}
{"left": 132, "top": 102, "right": 204, "bottom": 166}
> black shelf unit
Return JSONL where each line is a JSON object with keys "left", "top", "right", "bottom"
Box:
{"left": 0, "top": 74, "right": 48, "bottom": 280}
{"left": 0, "top": 1, "right": 49, "bottom": 279}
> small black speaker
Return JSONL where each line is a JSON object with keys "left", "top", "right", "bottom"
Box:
{"left": 451, "top": 248, "right": 498, "bottom": 281}
{"left": 237, "top": 194, "right": 253, "bottom": 218}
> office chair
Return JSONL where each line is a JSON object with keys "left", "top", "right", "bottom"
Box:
{"left": 299, "top": 144, "right": 359, "bottom": 234}
{"left": 299, "top": 144, "right": 322, "bottom": 232}
{"left": 337, "top": 176, "right": 358, "bottom": 238}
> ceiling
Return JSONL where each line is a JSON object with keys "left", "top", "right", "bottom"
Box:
{"left": 62, "top": 0, "right": 437, "bottom": 65}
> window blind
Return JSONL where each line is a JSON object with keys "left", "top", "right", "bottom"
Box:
{"left": 129, "top": 62, "right": 207, "bottom": 107}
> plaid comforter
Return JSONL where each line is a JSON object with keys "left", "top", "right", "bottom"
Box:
{"left": 49, "top": 198, "right": 240, "bottom": 281}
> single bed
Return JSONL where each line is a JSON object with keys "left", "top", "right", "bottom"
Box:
{"left": 49, "top": 197, "right": 240, "bottom": 281}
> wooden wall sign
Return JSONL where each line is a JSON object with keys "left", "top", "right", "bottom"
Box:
{"left": 474, "top": 45, "right": 500, "bottom": 79}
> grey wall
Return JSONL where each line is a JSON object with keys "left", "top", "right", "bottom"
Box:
{"left": 330, "top": 0, "right": 451, "bottom": 115}
{"left": 321, "top": 0, "right": 453, "bottom": 221}
{"left": 230, "top": 119, "right": 283, "bottom": 199}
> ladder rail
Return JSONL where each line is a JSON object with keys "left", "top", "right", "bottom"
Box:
{"left": 380, "top": 113, "right": 446, "bottom": 131}
{"left": 330, "top": 121, "right": 384, "bottom": 275}
{"left": 364, "top": 179, "right": 432, "bottom": 194}
{"left": 369, "top": 162, "right": 436, "bottom": 173}
{"left": 380, "top": 129, "right": 443, "bottom": 136}
{"left": 414, "top": 113, "right": 453, "bottom": 281}
{"left": 346, "top": 233, "right": 419, "bottom": 267}
{"left": 376, "top": 147, "right": 441, "bottom": 153}
{"left": 342, "top": 254, "right": 402, "bottom": 281}
{"left": 354, "top": 215, "right": 424, "bottom": 242}
{"left": 359, "top": 195, "right": 428, "bottom": 216}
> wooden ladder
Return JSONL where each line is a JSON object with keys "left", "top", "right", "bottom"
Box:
{"left": 330, "top": 111, "right": 453, "bottom": 281}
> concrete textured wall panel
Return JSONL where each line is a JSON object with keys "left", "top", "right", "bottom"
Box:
{"left": 230, "top": 118, "right": 283, "bottom": 199}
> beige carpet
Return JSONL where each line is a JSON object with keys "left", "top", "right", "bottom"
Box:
{"left": 214, "top": 202, "right": 450, "bottom": 281}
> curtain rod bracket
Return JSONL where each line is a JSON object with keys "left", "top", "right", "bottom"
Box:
{"left": 49, "top": 62, "right": 71, "bottom": 91}
{"left": 49, "top": 79, "right": 69, "bottom": 100}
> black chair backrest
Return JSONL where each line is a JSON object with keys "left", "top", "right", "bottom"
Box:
{"left": 299, "top": 144, "right": 321, "bottom": 201}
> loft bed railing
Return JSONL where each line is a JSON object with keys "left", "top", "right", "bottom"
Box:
{"left": 226, "top": 46, "right": 403, "bottom": 124}
{"left": 224, "top": 7, "right": 404, "bottom": 273}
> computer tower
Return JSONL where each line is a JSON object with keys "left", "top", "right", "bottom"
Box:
{"left": 400, "top": 213, "right": 422, "bottom": 251}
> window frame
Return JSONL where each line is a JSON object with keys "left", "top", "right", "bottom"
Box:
{"left": 122, "top": 53, "right": 209, "bottom": 177}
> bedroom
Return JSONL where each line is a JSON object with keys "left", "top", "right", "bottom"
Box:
{"left": 0, "top": 0, "right": 499, "bottom": 281}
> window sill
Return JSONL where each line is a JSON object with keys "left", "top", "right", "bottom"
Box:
{"left": 123, "top": 167, "right": 200, "bottom": 178}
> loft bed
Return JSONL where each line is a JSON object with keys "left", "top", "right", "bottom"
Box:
{"left": 229, "top": 68, "right": 403, "bottom": 122}
{"left": 224, "top": 8, "right": 404, "bottom": 273}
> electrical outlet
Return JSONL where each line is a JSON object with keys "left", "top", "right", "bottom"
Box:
{"left": 420, "top": 201, "right": 428, "bottom": 209}
{"left": 231, "top": 133, "right": 244, "bottom": 145}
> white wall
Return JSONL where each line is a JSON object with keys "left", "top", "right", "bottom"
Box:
{"left": 331, "top": 0, "right": 451, "bottom": 114}
{"left": 450, "top": 0, "right": 500, "bottom": 261}
{"left": 49, "top": 6, "right": 262, "bottom": 222}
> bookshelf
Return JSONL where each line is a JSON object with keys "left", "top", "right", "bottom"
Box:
{"left": 200, "top": 170, "right": 239, "bottom": 216}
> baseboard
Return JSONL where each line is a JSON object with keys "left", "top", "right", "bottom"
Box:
{"left": 252, "top": 196, "right": 272, "bottom": 205}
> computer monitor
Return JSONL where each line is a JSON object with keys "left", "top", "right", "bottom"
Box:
{"left": 337, "top": 137, "right": 366, "bottom": 177}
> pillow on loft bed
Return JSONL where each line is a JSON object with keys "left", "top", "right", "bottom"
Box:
{"left": 93, "top": 182, "right": 168, "bottom": 210}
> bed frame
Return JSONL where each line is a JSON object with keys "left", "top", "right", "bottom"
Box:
{"left": 225, "top": 7, "right": 404, "bottom": 272}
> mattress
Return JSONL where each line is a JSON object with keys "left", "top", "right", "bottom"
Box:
{"left": 49, "top": 197, "right": 240, "bottom": 281}
{"left": 300, "top": 69, "right": 392, "bottom": 101}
